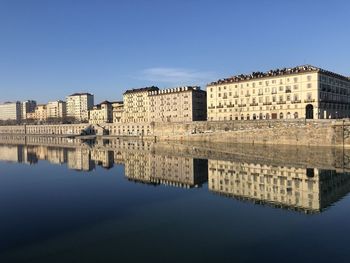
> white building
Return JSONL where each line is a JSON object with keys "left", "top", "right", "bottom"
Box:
{"left": 47, "top": 100, "right": 67, "bottom": 119}
{"left": 0, "top": 102, "right": 21, "bottom": 121}
{"left": 66, "top": 93, "right": 94, "bottom": 122}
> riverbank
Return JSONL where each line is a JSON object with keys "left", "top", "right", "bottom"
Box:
{"left": 1, "top": 119, "right": 350, "bottom": 147}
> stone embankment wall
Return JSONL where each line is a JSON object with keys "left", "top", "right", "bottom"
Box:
{"left": 1, "top": 119, "right": 350, "bottom": 147}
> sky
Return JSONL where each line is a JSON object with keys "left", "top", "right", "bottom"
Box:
{"left": 0, "top": 0, "right": 349, "bottom": 104}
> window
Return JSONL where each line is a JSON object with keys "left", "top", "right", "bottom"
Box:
{"left": 307, "top": 75, "right": 312, "bottom": 81}
{"left": 307, "top": 83, "right": 312, "bottom": 88}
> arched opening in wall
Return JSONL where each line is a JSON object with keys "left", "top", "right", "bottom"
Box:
{"left": 279, "top": 112, "right": 284, "bottom": 119}
{"left": 306, "top": 168, "right": 314, "bottom": 178}
{"left": 253, "top": 113, "right": 257, "bottom": 120}
{"left": 246, "top": 114, "right": 250, "bottom": 120}
{"left": 305, "top": 104, "right": 314, "bottom": 119}
{"left": 294, "top": 112, "right": 298, "bottom": 119}
{"left": 259, "top": 113, "right": 263, "bottom": 120}
{"left": 287, "top": 112, "right": 291, "bottom": 119}
{"left": 266, "top": 113, "right": 270, "bottom": 120}
{"left": 241, "top": 115, "right": 244, "bottom": 120}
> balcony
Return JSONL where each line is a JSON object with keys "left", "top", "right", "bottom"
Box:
{"left": 291, "top": 100, "right": 301, "bottom": 104}
{"left": 227, "top": 104, "right": 235, "bottom": 108}
{"left": 245, "top": 94, "right": 251, "bottom": 97}
{"left": 271, "top": 91, "right": 277, "bottom": 94}
{"left": 285, "top": 90, "right": 292, "bottom": 93}
{"left": 233, "top": 95, "right": 239, "bottom": 98}
{"left": 250, "top": 103, "right": 258, "bottom": 106}
{"left": 263, "top": 102, "right": 272, "bottom": 105}
{"left": 208, "top": 106, "right": 215, "bottom": 109}
{"left": 277, "top": 101, "right": 286, "bottom": 104}
{"left": 216, "top": 105, "right": 224, "bottom": 109}
{"left": 238, "top": 104, "right": 246, "bottom": 107}
{"left": 304, "top": 99, "right": 315, "bottom": 103}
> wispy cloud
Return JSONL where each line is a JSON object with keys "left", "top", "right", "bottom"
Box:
{"left": 139, "top": 67, "right": 216, "bottom": 86}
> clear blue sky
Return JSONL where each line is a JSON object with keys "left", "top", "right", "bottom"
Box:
{"left": 0, "top": 0, "right": 349, "bottom": 103}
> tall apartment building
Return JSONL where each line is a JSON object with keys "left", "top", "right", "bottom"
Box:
{"left": 47, "top": 100, "right": 67, "bottom": 119}
{"left": 148, "top": 86, "right": 207, "bottom": 122}
{"left": 89, "top": 100, "right": 113, "bottom": 124}
{"left": 66, "top": 93, "right": 94, "bottom": 122}
{"left": 123, "top": 86, "right": 207, "bottom": 123}
{"left": 21, "top": 100, "right": 37, "bottom": 120}
{"left": 123, "top": 86, "right": 159, "bottom": 123}
{"left": 207, "top": 65, "right": 350, "bottom": 121}
{"left": 0, "top": 101, "right": 21, "bottom": 121}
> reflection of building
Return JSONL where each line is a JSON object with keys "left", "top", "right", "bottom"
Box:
{"left": 0, "top": 145, "right": 24, "bottom": 163}
{"left": 0, "top": 102, "right": 21, "bottom": 121}
{"left": 91, "top": 149, "right": 114, "bottom": 169}
{"left": 124, "top": 151, "right": 208, "bottom": 188}
{"left": 207, "top": 65, "right": 350, "bottom": 121}
{"left": 208, "top": 159, "right": 350, "bottom": 213}
{"left": 67, "top": 148, "right": 95, "bottom": 171}
{"left": 66, "top": 93, "right": 94, "bottom": 122}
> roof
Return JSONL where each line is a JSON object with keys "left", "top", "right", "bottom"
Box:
{"left": 68, "top": 92, "right": 93, "bottom": 96}
{"left": 207, "top": 65, "right": 350, "bottom": 86}
{"left": 123, "top": 86, "right": 159, "bottom": 94}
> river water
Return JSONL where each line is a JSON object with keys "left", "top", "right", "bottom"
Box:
{"left": 1, "top": 137, "right": 350, "bottom": 262}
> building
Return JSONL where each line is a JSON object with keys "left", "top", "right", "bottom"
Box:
{"left": 27, "top": 104, "right": 47, "bottom": 121}
{"left": 207, "top": 65, "right": 350, "bottom": 121}
{"left": 89, "top": 100, "right": 113, "bottom": 124}
{"left": 112, "top": 101, "right": 124, "bottom": 123}
{"left": 66, "top": 93, "right": 94, "bottom": 122}
{"left": 149, "top": 86, "right": 207, "bottom": 122}
{"left": 47, "top": 100, "right": 67, "bottom": 119}
{"left": 0, "top": 101, "right": 21, "bottom": 121}
{"left": 123, "top": 86, "right": 159, "bottom": 123}
{"left": 208, "top": 159, "right": 350, "bottom": 213}
{"left": 21, "top": 100, "right": 37, "bottom": 120}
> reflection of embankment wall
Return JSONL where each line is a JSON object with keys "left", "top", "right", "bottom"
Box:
{"left": 1, "top": 119, "right": 350, "bottom": 146}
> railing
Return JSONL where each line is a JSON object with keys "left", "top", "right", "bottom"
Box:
{"left": 291, "top": 100, "right": 301, "bottom": 104}
{"left": 285, "top": 90, "right": 292, "bottom": 93}
{"left": 277, "top": 101, "right": 286, "bottom": 104}
{"left": 238, "top": 104, "right": 246, "bottom": 107}
{"left": 263, "top": 102, "right": 272, "bottom": 105}
{"left": 250, "top": 103, "right": 258, "bottom": 106}
{"left": 227, "top": 104, "right": 235, "bottom": 108}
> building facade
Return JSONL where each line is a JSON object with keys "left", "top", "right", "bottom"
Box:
{"left": 207, "top": 65, "right": 350, "bottom": 120}
{"left": 21, "top": 100, "right": 37, "bottom": 120}
{"left": 112, "top": 101, "right": 124, "bottom": 123}
{"left": 0, "top": 102, "right": 21, "bottom": 121}
{"left": 66, "top": 93, "right": 94, "bottom": 122}
{"left": 148, "top": 86, "right": 207, "bottom": 122}
{"left": 89, "top": 100, "right": 113, "bottom": 124}
{"left": 27, "top": 104, "right": 47, "bottom": 121}
{"left": 47, "top": 100, "right": 67, "bottom": 119}
{"left": 123, "top": 86, "right": 159, "bottom": 123}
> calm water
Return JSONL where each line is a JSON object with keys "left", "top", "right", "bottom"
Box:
{"left": 1, "top": 137, "right": 350, "bottom": 263}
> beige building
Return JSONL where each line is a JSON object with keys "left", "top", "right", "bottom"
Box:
{"left": 27, "top": 104, "right": 47, "bottom": 121}
{"left": 148, "top": 86, "right": 207, "bottom": 122}
{"left": 123, "top": 86, "right": 159, "bottom": 123}
{"left": 0, "top": 102, "right": 21, "bottom": 121}
{"left": 89, "top": 101, "right": 113, "bottom": 124}
{"left": 21, "top": 100, "right": 37, "bottom": 120}
{"left": 207, "top": 65, "right": 350, "bottom": 121}
{"left": 112, "top": 101, "right": 124, "bottom": 123}
{"left": 66, "top": 93, "right": 94, "bottom": 122}
{"left": 47, "top": 100, "right": 67, "bottom": 119}
{"left": 208, "top": 159, "right": 350, "bottom": 213}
